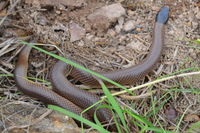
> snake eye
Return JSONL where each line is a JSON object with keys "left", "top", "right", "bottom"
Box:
{"left": 156, "top": 6, "right": 169, "bottom": 24}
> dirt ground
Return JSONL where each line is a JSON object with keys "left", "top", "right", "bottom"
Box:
{"left": 0, "top": 0, "right": 200, "bottom": 133}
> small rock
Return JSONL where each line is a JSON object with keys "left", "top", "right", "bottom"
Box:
{"left": 86, "top": 33, "right": 94, "bottom": 40}
{"left": 88, "top": 15, "right": 110, "bottom": 32}
{"left": 69, "top": 22, "right": 86, "bottom": 42}
{"left": 77, "top": 40, "right": 84, "bottom": 46}
{"left": 184, "top": 114, "right": 200, "bottom": 122}
{"left": 188, "top": 11, "right": 195, "bottom": 22}
{"left": 87, "top": 3, "right": 126, "bottom": 32}
{"left": 118, "top": 35, "right": 126, "bottom": 42}
{"left": 118, "top": 17, "right": 125, "bottom": 26}
{"left": 115, "top": 17, "right": 124, "bottom": 33}
{"left": 36, "top": 16, "right": 48, "bottom": 26}
{"left": 31, "top": 62, "right": 44, "bottom": 68}
{"left": 88, "top": 3, "right": 126, "bottom": 22}
{"left": 127, "top": 10, "right": 134, "bottom": 16}
{"left": 189, "top": 48, "right": 194, "bottom": 53}
{"left": 196, "top": 11, "right": 200, "bottom": 19}
{"left": 164, "top": 104, "right": 177, "bottom": 121}
{"left": 127, "top": 40, "right": 147, "bottom": 51}
{"left": 192, "top": 21, "right": 198, "bottom": 29}
{"left": 115, "top": 25, "right": 122, "bottom": 33}
{"left": 189, "top": 48, "right": 197, "bottom": 59}
{"left": 107, "top": 29, "right": 116, "bottom": 36}
{"left": 55, "top": 10, "right": 61, "bottom": 14}
{"left": 123, "top": 20, "right": 135, "bottom": 31}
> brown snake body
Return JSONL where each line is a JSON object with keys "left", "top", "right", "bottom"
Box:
{"left": 14, "top": 7, "right": 169, "bottom": 130}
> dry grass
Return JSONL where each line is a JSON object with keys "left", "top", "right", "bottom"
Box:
{"left": 0, "top": 0, "right": 199, "bottom": 132}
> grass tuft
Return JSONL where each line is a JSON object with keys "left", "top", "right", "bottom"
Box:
{"left": 18, "top": 40, "right": 200, "bottom": 132}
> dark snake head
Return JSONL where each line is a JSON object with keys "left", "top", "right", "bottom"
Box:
{"left": 156, "top": 6, "right": 170, "bottom": 24}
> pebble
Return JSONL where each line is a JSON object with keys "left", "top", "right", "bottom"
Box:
{"left": 195, "top": 10, "right": 200, "bottom": 19}
{"left": 115, "top": 17, "right": 124, "bottom": 33}
{"left": 77, "top": 40, "right": 84, "bottom": 46}
{"left": 123, "top": 20, "right": 135, "bottom": 31}
{"left": 189, "top": 48, "right": 197, "bottom": 59}
{"left": 86, "top": 33, "right": 94, "bottom": 40}
{"left": 165, "top": 105, "right": 177, "bottom": 121}
{"left": 184, "top": 114, "right": 200, "bottom": 122}
{"left": 192, "top": 21, "right": 198, "bottom": 29}
{"left": 69, "top": 22, "right": 86, "bottom": 42}
{"left": 37, "top": 17, "right": 48, "bottom": 25}
{"left": 88, "top": 3, "right": 126, "bottom": 23}
{"left": 115, "top": 25, "right": 122, "bottom": 33}
{"left": 107, "top": 29, "right": 116, "bottom": 36}
{"left": 118, "top": 17, "right": 125, "bottom": 26}
{"left": 127, "top": 10, "right": 135, "bottom": 16}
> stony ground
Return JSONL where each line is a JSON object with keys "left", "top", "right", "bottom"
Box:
{"left": 0, "top": 0, "right": 199, "bottom": 133}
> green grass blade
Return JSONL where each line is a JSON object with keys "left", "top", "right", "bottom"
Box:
{"left": 145, "top": 95, "right": 172, "bottom": 118}
{"left": 192, "top": 39, "right": 200, "bottom": 44}
{"left": 185, "top": 121, "right": 200, "bottom": 133}
{"left": 0, "top": 74, "right": 13, "bottom": 77}
{"left": 93, "top": 104, "right": 121, "bottom": 132}
{"left": 126, "top": 110, "right": 173, "bottom": 133}
{"left": 0, "top": 74, "right": 50, "bottom": 84}
{"left": 145, "top": 127, "right": 174, "bottom": 133}
{"left": 125, "top": 109, "right": 153, "bottom": 127}
{"left": 157, "top": 67, "right": 197, "bottom": 80}
{"left": 99, "top": 80, "right": 128, "bottom": 132}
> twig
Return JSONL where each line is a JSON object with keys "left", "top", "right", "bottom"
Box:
{"left": 0, "top": 67, "right": 12, "bottom": 75}
{"left": 102, "top": 71, "right": 200, "bottom": 98}
{"left": 0, "top": 0, "right": 21, "bottom": 26}
{"left": 119, "top": 90, "right": 156, "bottom": 100}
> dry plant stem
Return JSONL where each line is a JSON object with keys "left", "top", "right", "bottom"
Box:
{"left": 88, "top": 88, "right": 154, "bottom": 100}
{"left": 0, "top": 67, "right": 11, "bottom": 75}
{"left": 117, "top": 98, "right": 139, "bottom": 114}
{"left": 102, "top": 71, "right": 200, "bottom": 98}
{"left": 0, "top": 38, "right": 16, "bottom": 48}
{"left": 0, "top": 61, "right": 14, "bottom": 69}
{"left": 133, "top": 34, "right": 150, "bottom": 45}
{"left": 175, "top": 104, "right": 193, "bottom": 132}
{"left": 0, "top": 0, "right": 21, "bottom": 26}
{"left": 0, "top": 39, "right": 14, "bottom": 55}
{"left": 0, "top": 101, "right": 40, "bottom": 108}
{"left": 7, "top": 37, "right": 32, "bottom": 62}
{"left": 32, "top": 110, "right": 52, "bottom": 124}
{"left": 119, "top": 90, "right": 156, "bottom": 100}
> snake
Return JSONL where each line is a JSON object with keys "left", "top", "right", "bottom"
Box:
{"left": 14, "top": 6, "right": 169, "bottom": 130}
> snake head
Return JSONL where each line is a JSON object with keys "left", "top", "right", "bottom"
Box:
{"left": 156, "top": 6, "right": 169, "bottom": 24}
